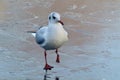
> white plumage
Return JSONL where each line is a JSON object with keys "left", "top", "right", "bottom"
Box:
{"left": 30, "top": 12, "right": 68, "bottom": 70}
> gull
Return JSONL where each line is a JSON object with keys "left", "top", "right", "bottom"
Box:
{"left": 28, "top": 12, "right": 68, "bottom": 70}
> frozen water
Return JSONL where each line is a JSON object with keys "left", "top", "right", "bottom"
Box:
{"left": 81, "top": 5, "right": 87, "bottom": 9}
{"left": 0, "top": 0, "right": 120, "bottom": 80}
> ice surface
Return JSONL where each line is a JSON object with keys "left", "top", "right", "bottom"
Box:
{"left": 0, "top": 0, "right": 120, "bottom": 80}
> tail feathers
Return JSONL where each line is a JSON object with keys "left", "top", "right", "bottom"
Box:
{"left": 27, "top": 31, "right": 36, "bottom": 37}
{"left": 31, "top": 33, "right": 36, "bottom": 37}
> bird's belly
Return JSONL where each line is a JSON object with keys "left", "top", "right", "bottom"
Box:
{"left": 43, "top": 29, "right": 68, "bottom": 50}
{"left": 43, "top": 39, "right": 66, "bottom": 50}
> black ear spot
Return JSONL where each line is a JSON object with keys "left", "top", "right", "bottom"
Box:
{"left": 53, "top": 16, "right": 56, "bottom": 19}
{"left": 49, "top": 16, "right": 51, "bottom": 20}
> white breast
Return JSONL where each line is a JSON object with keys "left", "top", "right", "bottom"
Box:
{"left": 44, "top": 23, "right": 68, "bottom": 49}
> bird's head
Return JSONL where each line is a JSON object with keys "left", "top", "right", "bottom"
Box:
{"left": 48, "top": 12, "right": 64, "bottom": 25}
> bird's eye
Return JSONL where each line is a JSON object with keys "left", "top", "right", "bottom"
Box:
{"left": 49, "top": 16, "right": 51, "bottom": 20}
{"left": 53, "top": 16, "right": 56, "bottom": 19}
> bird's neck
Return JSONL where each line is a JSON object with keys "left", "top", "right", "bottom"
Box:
{"left": 49, "top": 22, "right": 62, "bottom": 28}
{"left": 48, "top": 23, "right": 64, "bottom": 33}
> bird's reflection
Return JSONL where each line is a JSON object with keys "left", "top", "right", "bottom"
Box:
{"left": 55, "top": 77, "right": 59, "bottom": 80}
{"left": 43, "top": 70, "right": 60, "bottom": 80}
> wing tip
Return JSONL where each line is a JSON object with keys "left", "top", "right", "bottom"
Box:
{"left": 27, "top": 31, "right": 36, "bottom": 37}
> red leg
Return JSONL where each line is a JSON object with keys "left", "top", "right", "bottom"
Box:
{"left": 55, "top": 49, "right": 60, "bottom": 63}
{"left": 44, "top": 50, "right": 54, "bottom": 70}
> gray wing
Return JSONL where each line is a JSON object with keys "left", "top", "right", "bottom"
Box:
{"left": 35, "top": 26, "right": 47, "bottom": 45}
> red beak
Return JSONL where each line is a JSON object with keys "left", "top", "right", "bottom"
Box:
{"left": 58, "top": 20, "right": 64, "bottom": 25}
